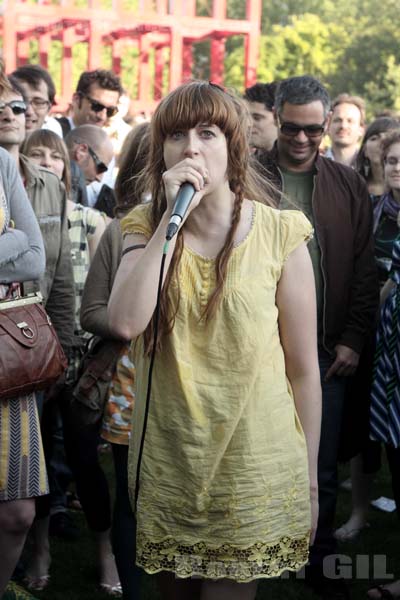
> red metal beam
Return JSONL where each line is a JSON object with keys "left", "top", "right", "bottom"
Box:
{"left": 1, "top": 0, "right": 261, "bottom": 110}
{"left": 210, "top": 36, "right": 225, "bottom": 85}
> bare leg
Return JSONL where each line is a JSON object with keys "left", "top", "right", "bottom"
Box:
{"left": 0, "top": 498, "right": 35, "bottom": 596}
{"left": 335, "top": 454, "right": 373, "bottom": 541}
{"left": 157, "top": 572, "right": 202, "bottom": 600}
{"left": 157, "top": 572, "right": 256, "bottom": 600}
{"left": 95, "top": 529, "right": 121, "bottom": 592}
{"left": 201, "top": 579, "right": 258, "bottom": 600}
{"left": 368, "top": 580, "right": 400, "bottom": 599}
{"left": 23, "top": 515, "right": 51, "bottom": 590}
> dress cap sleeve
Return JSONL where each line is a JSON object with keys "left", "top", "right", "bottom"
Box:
{"left": 280, "top": 209, "right": 313, "bottom": 263}
{"left": 121, "top": 203, "right": 153, "bottom": 239}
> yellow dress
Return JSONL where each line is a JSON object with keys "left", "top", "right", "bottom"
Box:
{"left": 122, "top": 201, "right": 313, "bottom": 582}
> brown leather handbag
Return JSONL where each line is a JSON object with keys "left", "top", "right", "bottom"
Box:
{"left": 71, "top": 336, "right": 124, "bottom": 428}
{"left": 0, "top": 292, "right": 68, "bottom": 399}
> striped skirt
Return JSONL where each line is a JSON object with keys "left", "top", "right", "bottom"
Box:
{"left": 370, "top": 239, "right": 400, "bottom": 449}
{"left": 0, "top": 393, "right": 48, "bottom": 502}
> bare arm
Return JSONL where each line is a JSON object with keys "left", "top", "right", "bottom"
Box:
{"left": 108, "top": 157, "right": 208, "bottom": 340}
{"left": 107, "top": 219, "right": 177, "bottom": 340}
{"left": 380, "top": 278, "right": 396, "bottom": 305}
{"left": 276, "top": 242, "right": 322, "bottom": 544}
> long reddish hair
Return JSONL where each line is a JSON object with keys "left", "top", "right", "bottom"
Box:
{"left": 141, "top": 81, "right": 277, "bottom": 353}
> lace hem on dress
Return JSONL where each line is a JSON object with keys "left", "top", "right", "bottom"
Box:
{"left": 136, "top": 532, "right": 310, "bottom": 582}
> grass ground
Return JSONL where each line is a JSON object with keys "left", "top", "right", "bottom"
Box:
{"left": 10, "top": 452, "right": 399, "bottom": 600}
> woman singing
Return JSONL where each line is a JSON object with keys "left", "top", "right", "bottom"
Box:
{"left": 108, "top": 81, "right": 321, "bottom": 599}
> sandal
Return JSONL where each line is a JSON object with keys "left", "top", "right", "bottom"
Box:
{"left": 334, "top": 521, "right": 370, "bottom": 542}
{"left": 22, "top": 574, "right": 50, "bottom": 592}
{"left": 100, "top": 582, "right": 123, "bottom": 597}
{"left": 66, "top": 491, "right": 82, "bottom": 511}
{"left": 367, "top": 583, "right": 400, "bottom": 599}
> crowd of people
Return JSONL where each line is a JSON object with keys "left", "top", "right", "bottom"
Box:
{"left": 0, "top": 59, "right": 399, "bottom": 600}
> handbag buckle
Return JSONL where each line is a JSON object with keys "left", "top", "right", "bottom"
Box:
{"left": 17, "top": 321, "right": 35, "bottom": 339}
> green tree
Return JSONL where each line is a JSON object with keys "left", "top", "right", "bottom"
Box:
{"left": 257, "top": 14, "right": 345, "bottom": 87}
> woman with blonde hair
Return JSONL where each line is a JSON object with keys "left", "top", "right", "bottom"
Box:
{"left": 108, "top": 81, "right": 321, "bottom": 599}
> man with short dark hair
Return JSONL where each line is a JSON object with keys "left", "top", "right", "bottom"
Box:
{"left": 11, "top": 64, "right": 61, "bottom": 136}
{"left": 259, "top": 75, "right": 378, "bottom": 599}
{"left": 59, "top": 69, "right": 123, "bottom": 135}
{"left": 327, "top": 93, "right": 366, "bottom": 167}
{"left": 244, "top": 81, "right": 278, "bottom": 151}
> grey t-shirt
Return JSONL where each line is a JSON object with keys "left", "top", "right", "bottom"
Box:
{"left": 0, "top": 147, "right": 45, "bottom": 283}
{"left": 280, "top": 167, "right": 324, "bottom": 334}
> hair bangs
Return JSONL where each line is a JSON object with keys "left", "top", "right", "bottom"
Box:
{"left": 25, "top": 129, "right": 65, "bottom": 155}
{"left": 365, "top": 117, "right": 400, "bottom": 142}
{"left": 155, "top": 81, "right": 237, "bottom": 139}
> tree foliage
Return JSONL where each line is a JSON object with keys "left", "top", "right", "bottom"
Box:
{"left": 223, "top": 0, "right": 400, "bottom": 117}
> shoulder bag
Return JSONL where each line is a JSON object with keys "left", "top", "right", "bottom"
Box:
{"left": 0, "top": 291, "right": 68, "bottom": 399}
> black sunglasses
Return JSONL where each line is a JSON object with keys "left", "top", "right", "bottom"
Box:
{"left": 279, "top": 119, "right": 326, "bottom": 138}
{"left": 0, "top": 100, "right": 27, "bottom": 115}
{"left": 80, "top": 93, "right": 118, "bottom": 118}
{"left": 87, "top": 146, "right": 108, "bottom": 175}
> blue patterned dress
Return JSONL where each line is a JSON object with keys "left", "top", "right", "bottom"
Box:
{"left": 370, "top": 238, "right": 400, "bottom": 448}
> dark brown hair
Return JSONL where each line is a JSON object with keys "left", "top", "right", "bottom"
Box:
{"left": 114, "top": 122, "right": 150, "bottom": 217}
{"left": 11, "top": 64, "right": 56, "bottom": 105}
{"left": 140, "top": 80, "right": 276, "bottom": 353}
{"left": 76, "top": 69, "right": 123, "bottom": 96}
{"left": 356, "top": 117, "right": 400, "bottom": 180}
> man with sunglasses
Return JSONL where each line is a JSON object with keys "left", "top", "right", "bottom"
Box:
{"left": 259, "top": 75, "right": 378, "bottom": 600}
{"left": 58, "top": 69, "right": 123, "bottom": 136}
{"left": 64, "top": 125, "right": 114, "bottom": 187}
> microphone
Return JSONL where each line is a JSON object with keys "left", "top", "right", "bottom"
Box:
{"left": 166, "top": 183, "right": 196, "bottom": 241}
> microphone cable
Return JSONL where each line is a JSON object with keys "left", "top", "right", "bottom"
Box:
{"left": 134, "top": 238, "right": 170, "bottom": 512}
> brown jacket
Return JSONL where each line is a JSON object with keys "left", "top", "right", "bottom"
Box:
{"left": 259, "top": 146, "right": 379, "bottom": 354}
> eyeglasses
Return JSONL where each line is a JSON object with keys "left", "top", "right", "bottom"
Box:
{"left": 80, "top": 93, "right": 118, "bottom": 118}
{"left": 0, "top": 100, "right": 27, "bottom": 115}
{"left": 278, "top": 119, "right": 326, "bottom": 138}
{"left": 385, "top": 156, "right": 400, "bottom": 167}
{"left": 87, "top": 146, "right": 108, "bottom": 175}
{"left": 26, "top": 98, "right": 51, "bottom": 111}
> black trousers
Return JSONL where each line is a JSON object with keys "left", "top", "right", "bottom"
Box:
{"left": 111, "top": 443, "right": 142, "bottom": 599}
{"left": 60, "top": 386, "right": 111, "bottom": 532}
{"left": 309, "top": 350, "right": 347, "bottom": 567}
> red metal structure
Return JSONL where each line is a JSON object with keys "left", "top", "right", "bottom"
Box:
{"left": 0, "top": 0, "right": 261, "bottom": 112}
